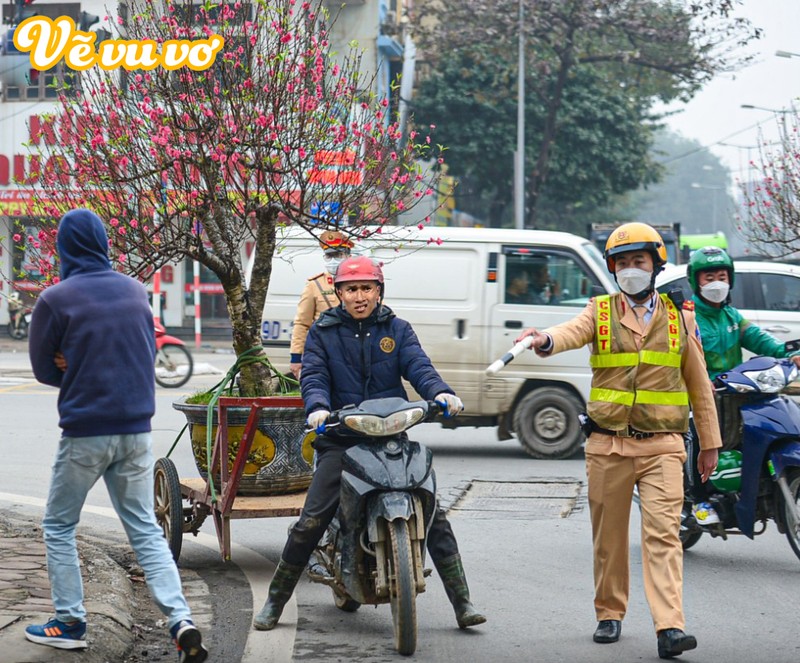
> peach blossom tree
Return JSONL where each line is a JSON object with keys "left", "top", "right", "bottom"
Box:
{"left": 737, "top": 108, "right": 800, "bottom": 257}
{"left": 22, "top": 0, "right": 443, "bottom": 395}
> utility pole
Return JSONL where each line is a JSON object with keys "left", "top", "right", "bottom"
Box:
{"left": 514, "top": 0, "right": 525, "bottom": 230}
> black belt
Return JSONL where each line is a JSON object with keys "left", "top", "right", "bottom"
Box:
{"left": 592, "top": 423, "right": 655, "bottom": 440}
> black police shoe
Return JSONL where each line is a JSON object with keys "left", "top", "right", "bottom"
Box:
{"left": 593, "top": 620, "right": 621, "bottom": 643}
{"left": 657, "top": 628, "right": 697, "bottom": 659}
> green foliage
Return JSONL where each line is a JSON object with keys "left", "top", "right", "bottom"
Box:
{"left": 412, "top": 52, "right": 661, "bottom": 231}
{"left": 413, "top": 0, "right": 759, "bottom": 227}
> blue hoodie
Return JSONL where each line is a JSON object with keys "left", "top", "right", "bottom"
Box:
{"left": 28, "top": 209, "right": 156, "bottom": 437}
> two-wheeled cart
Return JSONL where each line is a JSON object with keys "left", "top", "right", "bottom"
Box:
{"left": 153, "top": 396, "right": 308, "bottom": 561}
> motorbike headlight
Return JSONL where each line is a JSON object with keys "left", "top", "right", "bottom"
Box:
{"left": 342, "top": 407, "right": 426, "bottom": 436}
{"left": 741, "top": 365, "right": 787, "bottom": 393}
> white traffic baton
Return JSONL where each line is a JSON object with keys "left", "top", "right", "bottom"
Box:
{"left": 485, "top": 335, "right": 535, "bottom": 375}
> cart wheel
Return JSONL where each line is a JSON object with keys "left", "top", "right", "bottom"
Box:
{"left": 154, "top": 457, "right": 183, "bottom": 562}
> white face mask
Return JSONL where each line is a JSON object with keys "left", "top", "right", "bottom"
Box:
{"left": 323, "top": 251, "right": 349, "bottom": 275}
{"left": 700, "top": 281, "right": 730, "bottom": 304}
{"left": 616, "top": 268, "right": 652, "bottom": 296}
{"left": 324, "top": 257, "right": 345, "bottom": 275}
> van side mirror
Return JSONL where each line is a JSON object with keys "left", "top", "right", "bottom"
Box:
{"left": 590, "top": 285, "right": 606, "bottom": 297}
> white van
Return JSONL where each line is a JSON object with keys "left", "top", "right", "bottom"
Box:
{"left": 257, "top": 225, "right": 618, "bottom": 458}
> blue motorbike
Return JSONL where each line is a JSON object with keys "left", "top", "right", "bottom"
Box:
{"left": 679, "top": 356, "right": 800, "bottom": 559}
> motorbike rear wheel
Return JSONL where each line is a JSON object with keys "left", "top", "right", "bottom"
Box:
{"left": 155, "top": 343, "right": 193, "bottom": 388}
{"left": 782, "top": 468, "right": 800, "bottom": 561}
{"left": 680, "top": 500, "right": 704, "bottom": 550}
{"left": 387, "top": 519, "right": 417, "bottom": 656}
{"left": 7, "top": 318, "right": 27, "bottom": 340}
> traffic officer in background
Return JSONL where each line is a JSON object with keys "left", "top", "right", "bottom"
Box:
{"left": 516, "top": 222, "right": 722, "bottom": 660}
{"left": 289, "top": 229, "right": 354, "bottom": 379}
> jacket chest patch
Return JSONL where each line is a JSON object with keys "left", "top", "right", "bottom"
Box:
{"left": 379, "top": 337, "right": 396, "bottom": 353}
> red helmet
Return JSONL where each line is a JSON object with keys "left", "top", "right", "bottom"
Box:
{"left": 333, "top": 256, "right": 384, "bottom": 285}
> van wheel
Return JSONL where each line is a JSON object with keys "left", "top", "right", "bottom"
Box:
{"left": 513, "top": 387, "right": 584, "bottom": 459}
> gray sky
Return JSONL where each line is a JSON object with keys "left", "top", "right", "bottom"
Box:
{"left": 662, "top": 0, "right": 800, "bottom": 184}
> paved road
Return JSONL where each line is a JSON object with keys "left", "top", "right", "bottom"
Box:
{"left": 2, "top": 343, "right": 800, "bottom": 662}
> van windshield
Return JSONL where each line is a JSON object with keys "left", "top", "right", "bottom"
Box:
{"left": 583, "top": 243, "right": 618, "bottom": 292}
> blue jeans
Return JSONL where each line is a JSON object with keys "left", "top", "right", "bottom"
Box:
{"left": 43, "top": 433, "right": 192, "bottom": 628}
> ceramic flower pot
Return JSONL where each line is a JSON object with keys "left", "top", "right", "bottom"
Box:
{"left": 173, "top": 397, "right": 314, "bottom": 496}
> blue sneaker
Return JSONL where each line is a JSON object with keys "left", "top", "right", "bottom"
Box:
{"left": 25, "top": 617, "right": 87, "bottom": 650}
{"left": 170, "top": 620, "right": 208, "bottom": 663}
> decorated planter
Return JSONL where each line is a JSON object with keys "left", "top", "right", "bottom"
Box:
{"left": 173, "top": 396, "right": 314, "bottom": 496}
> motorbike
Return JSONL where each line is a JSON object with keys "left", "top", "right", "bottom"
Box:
{"left": 7, "top": 293, "right": 32, "bottom": 340}
{"left": 308, "top": 397, "right": 441, "bottom": 656}
{"left": 154, "top": 319, "right": 193, "bottom": 388}
{"left": 634, "top": 355, "right": 800, "bottom": 560}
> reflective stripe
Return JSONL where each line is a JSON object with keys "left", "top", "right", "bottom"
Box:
{"left": 591, "top": 350, "right": 681, "bottom": 368}
{"left": 639, "top": 350, "right": 682, "bottom": 367}
{"left": 590, "top": 353, "right": 638, "bottom": 368}
{"left": 595, "top": 295, "right": 612, "bottom": 355}
{"left": 590, "top": 388, "right": 635, "bottom": 406}
{"left": 635, "top": 390, "right": 689, "bottom": 406}
{"left": 661, "top": 294, "right": 681, "bottom": 354}
{"left": 591, "top": 388, "right": 689, "bottom": 407}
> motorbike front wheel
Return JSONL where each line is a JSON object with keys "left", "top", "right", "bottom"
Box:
{"left": 387, "top": 519, "right": 417, "bottom": 656}
{"left": 782, "top": 468, "right": 800, "bottom": 561}
{"left": 155, "top": 344, "right": 193, "bottom": 388}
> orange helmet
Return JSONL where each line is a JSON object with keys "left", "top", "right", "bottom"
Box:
{"left": 604, "top": 222, "right": 667, "bottom": 273}
{"left": 319, "top": 229, "right": 354, "bottom": 253}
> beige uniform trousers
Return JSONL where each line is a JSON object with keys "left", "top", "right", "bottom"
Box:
{"left": 586, "top": 446, "right": 686, "bottom": 632}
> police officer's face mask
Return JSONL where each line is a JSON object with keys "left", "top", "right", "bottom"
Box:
{"left": 616, "top": 268, "right": 652, "bottom": 296}
{"left": 324, "top": 251, "right": 349, "bottom": 275}
{"left": 700, "top": 280, "right": 730, "bottom": 304}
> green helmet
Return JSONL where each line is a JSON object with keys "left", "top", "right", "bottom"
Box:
{"left": 687, "top": 246, "right": 735, "bottom": 294}
{"left": 709, "top": 450, "right": 742, "bottom": 493}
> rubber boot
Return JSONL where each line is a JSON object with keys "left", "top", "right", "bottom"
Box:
{"left": 253, "top": 559, "right": 305, "bottom": 631}
{"left": 434, "top": 553, "right": 487, "bottom": 629}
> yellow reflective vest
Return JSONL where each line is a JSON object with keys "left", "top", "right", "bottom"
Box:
{"left": 587, "top": 294, "right": 690, "bottom": 433}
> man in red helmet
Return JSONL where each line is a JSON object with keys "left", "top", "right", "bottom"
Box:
{"left": 254, "top": 256, "right": 486, "bottom": 633}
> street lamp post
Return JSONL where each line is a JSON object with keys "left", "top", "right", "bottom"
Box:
{"left": 740, "top": 104, "right": 793, "bottom": 114}
{"left": 514, "top": 0, "right": 525, "bottom": 230}
{"left": 690, "top": 183, "right": 725, "bottom": 234}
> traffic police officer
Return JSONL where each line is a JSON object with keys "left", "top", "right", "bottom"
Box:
{"left": 289, "top": 229, "right": 354, "bottom": 379}
{"left": 516, "top": 222, "right": 722, "bottom": 659}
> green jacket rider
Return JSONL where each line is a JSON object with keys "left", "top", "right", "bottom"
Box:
{"left": 687, "top": 246, "right": 800, "bottom": 379}
{"left": 686, "top": 246, "right": 800, "bottom": 526}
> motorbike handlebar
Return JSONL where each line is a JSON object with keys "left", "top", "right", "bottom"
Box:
{"left": 308, "top": 399, "right": 446, "bottom": 435}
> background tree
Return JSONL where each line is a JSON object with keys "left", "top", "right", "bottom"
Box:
{"left": 412, "top": 51, "right": 661, "bottom": 231}
{"left": 737, "top": 107, "right": 800, "bottom": 257}
{"left": 413, "top": 0, "right": 759, "bottom": 227}
{"left": 20, "top": 0, "right": 442, "bottom": 396}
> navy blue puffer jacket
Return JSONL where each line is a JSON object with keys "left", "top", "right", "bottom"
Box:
{"left": 300, "top": 304, "right": 453, "bottom": 423}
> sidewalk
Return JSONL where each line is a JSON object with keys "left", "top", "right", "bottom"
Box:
{"left": 0, "top": 514, "right": 135, "bottom": 663}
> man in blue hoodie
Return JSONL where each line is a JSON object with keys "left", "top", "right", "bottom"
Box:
{"left": 26, "top": 209, "right": 207, "bottom": 662}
